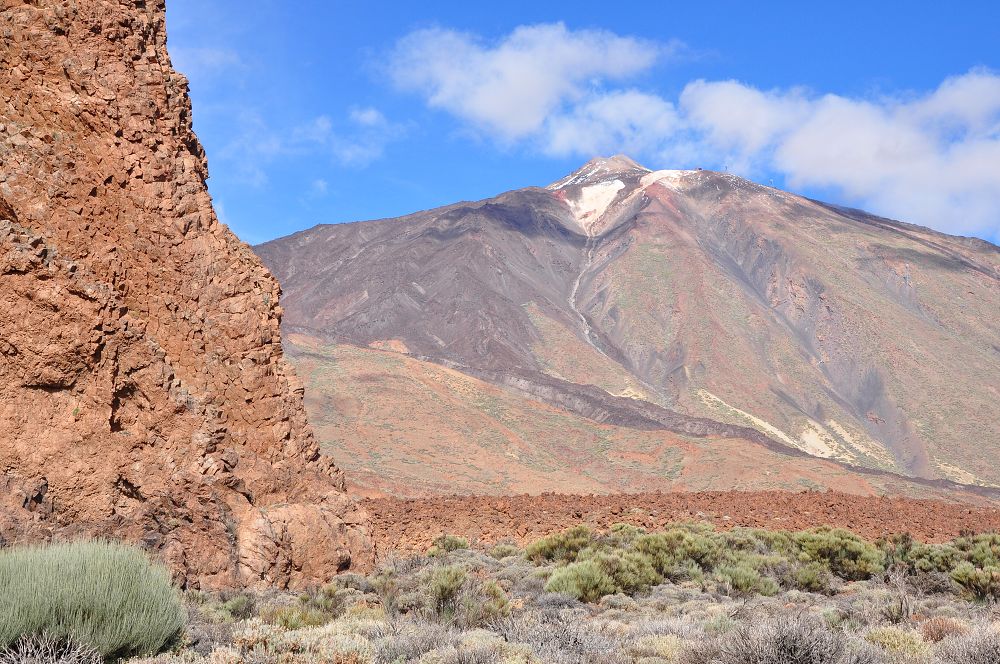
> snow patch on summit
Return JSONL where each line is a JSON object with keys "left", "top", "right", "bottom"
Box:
{"left": 567, "top": 179, "right": 625, "bottom": 234}
{"left": 641, "top": 169, "right": 697, "bottom": 189}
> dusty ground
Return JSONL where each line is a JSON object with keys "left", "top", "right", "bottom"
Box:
{"left": 289, "top": 336, "right": 995, "bottom": 504}
{"left": 364, "top": 490, "right": 1000, "bottom": 559}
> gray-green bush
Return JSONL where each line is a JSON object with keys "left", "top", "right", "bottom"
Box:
{"left": 522, "top": 523, "right": 1000, "bottom": 604}
{"left": 427, "top": 534, "right": 469, "bottom": 557}
{"left": 936, "top": 626, "right": 1000, "bottom": 664}
{"left": 0, "top": 540, "right": 184, "bottom": 660}
{"left": 544, "top": 560, "right": 618, "bottom": 602}
{"left": 714, "top": 617, "right": 876, "bottom": 664}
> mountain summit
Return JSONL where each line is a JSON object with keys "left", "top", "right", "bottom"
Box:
{"left": 256, "top": 158, "right": 1000, "bottom": 497}
{"left": 548, "top": 154, "right": 652, "bottom": 188}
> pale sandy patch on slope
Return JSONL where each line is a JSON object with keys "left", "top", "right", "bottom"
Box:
{"left": 935, "top": 461, "right": 999, "bottom": 487}
{"left": 697, "top": 389, "right": 856, "bottom": 462}
{"left": 825, "top": 419, "right": 895, "bottom": 466}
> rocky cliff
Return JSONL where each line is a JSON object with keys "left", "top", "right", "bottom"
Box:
{"left": 0, "top": 0, "right": 370, "bottom": 588}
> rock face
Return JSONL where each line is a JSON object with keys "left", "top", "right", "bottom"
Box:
{"left": 258, "top": 156, "right": 1000, "bottom": 492}
{"left": 0, "top": 0, "right": 370, "bottom": 588}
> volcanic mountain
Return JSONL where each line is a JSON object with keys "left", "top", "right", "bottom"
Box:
{"left": 256, "top": 156, "right": 1000, "bottom": 497}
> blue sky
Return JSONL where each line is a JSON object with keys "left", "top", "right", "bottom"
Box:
{"left": 166, "top": 1, "right": 1000, "bottom": 244}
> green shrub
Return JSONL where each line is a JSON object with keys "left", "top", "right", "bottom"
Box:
{"left": 260, "top": 604, "right": 330, "bottom": 630}
{"left": 427, "top": 535, "right": 469, "bottom": 557}
{"left": 226, "top": 594, "right": 256, "bottom": 620}
{"left": 199, "top": 592, "right": 258, "bottom": 624}
{"left": 0, "top": 540, "right": 183, "bottom": 660}
{"left": 489, "top": 543, "right": 522, "bottom": 560}
{"left": 607, "top": 523, "right": 646, "bottom": 547}
{"left": 578, "top": 549, "right": 660, "bottom": 595}
{"left": 821, "top": 608, "right": 848, "bottom": 630}
{"left": 328, "top": 572, "right": 374, "bottom": 593}
{"left": 961, "top": 533, "right": 1000, "bottom": 568}
{"left": 794, "top": 527, "right": 885, "bottom": 581}
{"left": 544, "top": 560, "right": 617, "bottom": 602}
{"left": 633, "top": 527, "right": 720, "bottom": 579}
{"left": 715, "top": 563, "right": 779, "bottom": 597}
{"left": 456, "top": 580, "right": 511, "bottom": 629}
{"left": 671, "top": 560, "right": 707, "bottom": 586}
{"left": 425, "top": 565, "right": 467, "bottom": 617}
{"left": 259, "top": 578, "right": 369, "bottom": 630}
{"left": 295, "top": 581, "right": 367, "bottom": 620}
{"left": 792, "top": 562, "right": 834, "bottom": 594}
{"left": 525, "top": 526, "right": 595, "bottom": 563}
{"left": 950, "top": 562, "right": 1000, "bottom": 601}
{"left": 905, "top": 542, "right": 961, "bottom": 574}
{"left": 703, "top": 613, "right": 738, "bottom": 636}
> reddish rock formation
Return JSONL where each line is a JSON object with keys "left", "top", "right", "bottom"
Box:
{"left": 0, "top": 0, "right": 370, "bottom": 588}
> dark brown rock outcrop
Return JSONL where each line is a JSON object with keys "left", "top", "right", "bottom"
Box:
{"left": 0, "top": 0, "right": 370, "bottom": 588}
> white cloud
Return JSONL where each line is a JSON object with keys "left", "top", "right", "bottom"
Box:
{"left": 388, "top": 22, "right": 1000, "bottom": 239}
{"left": 311, "top": 179, "right": 329, "bottom": 196}
{"left": 215, "top": 111, "right": 282, "bottom": 186}
{"left": 681, "top": 72, "right": 1000, "bottom": 238}
{"left": 544, "top": 90, "right": 679, "bottom": 158}
{"left": 678, "top": 81, "right": 812, "bottom": 169}
{"left": 349, "top": 107, "right": 387, "bottom": 127}
{"left": 297, "top": 107, "right": 407, "bottom": 167}
{"left": 388, "top": 23, "right": 670, "bottom": 142}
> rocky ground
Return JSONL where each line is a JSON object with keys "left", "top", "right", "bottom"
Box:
{"left": 363, "top": 491, "right": 1000, "bottom": 560}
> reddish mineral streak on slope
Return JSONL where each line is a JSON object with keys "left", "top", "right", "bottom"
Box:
{"left": 0, "top": 0, "right": 370, "bottom": 588}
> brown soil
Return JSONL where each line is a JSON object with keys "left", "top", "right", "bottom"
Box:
{"left": 365, "top": 490, "right": 1000, "bottom": 560}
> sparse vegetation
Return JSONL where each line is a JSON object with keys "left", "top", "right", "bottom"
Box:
{"left": 10, "top": 526, "right": 1000, "bottom": 663}
{"left": 936, "top": 627, "right": 1000, "bottom": 664}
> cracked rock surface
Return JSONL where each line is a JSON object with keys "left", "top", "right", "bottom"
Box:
{"left": 0, "top": 0, "right": 371, "bottom": 589}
